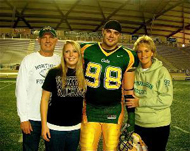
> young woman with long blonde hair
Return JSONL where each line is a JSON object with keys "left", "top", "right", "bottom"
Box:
{"left": 41, "top": 40, "right": 86, "bottom": 151}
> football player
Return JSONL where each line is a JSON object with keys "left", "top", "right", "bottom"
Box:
{"left": 80, "top": 20, "right": 138, "bottom": 151}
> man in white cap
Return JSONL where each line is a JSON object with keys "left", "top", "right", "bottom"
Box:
{"left": 16, "top": 26, "right": 60, "bottom": 151}
{"left": 80, "top": 20, "right": 139, "bottom": 151}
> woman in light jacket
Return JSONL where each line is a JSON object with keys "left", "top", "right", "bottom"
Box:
{"left": 126, "top": 35, "right": 173, "bottom": 151}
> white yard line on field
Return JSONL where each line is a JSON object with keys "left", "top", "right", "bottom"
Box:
{"left": 173, "top": 126, "right": 190, "bottom": 134}
{"left": 0, "top": 81, "right": 16, "bottom": 83}
{"left": 0, "top": 83, "right": 14, "bottom": 90}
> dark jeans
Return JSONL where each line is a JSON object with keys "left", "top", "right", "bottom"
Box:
{"left": 22, "top": 120, "right": 42, "bottom": 151}
{"left": 45, "top": 129, "right": 80, "bottom": 151}
{"left": 135, "top": 125, "right": 170, "bottom": 151}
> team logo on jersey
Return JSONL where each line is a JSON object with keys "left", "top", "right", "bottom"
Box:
{"left": 101, "top": 58, "right": 110, "bottom": 64}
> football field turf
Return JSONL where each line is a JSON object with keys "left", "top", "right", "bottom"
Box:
{"left": 0, "top": 79, "right": 190, "bottom": 151}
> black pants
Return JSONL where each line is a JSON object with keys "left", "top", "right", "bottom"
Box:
{"left": 135, "top": 125, "right": 170, "bottom": 151}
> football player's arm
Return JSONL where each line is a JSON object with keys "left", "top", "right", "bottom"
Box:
{"left": 123, "top": 71, "right": 135, "bottom": 97}
{"left": 123, "top": 71, "right": 136, "bottom": 133}
{"left": 123, "top": 70, "right": 138, "bottom": 108}
{"left": 15, "top": 58, "right": 33, "bottom": 134}
{"left": 40, "top": 90, "right": 51, "bottom": 142}
{"left": 124, "top": 50, "right": 139, "bottom": 108}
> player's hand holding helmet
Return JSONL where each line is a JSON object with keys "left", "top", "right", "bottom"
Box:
{"left": 118, "top": 95, "right": 148, "bottom": 151}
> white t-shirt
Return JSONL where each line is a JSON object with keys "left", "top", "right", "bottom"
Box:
{"left": 16, "top": 52, "right": 61, "bottom": 122}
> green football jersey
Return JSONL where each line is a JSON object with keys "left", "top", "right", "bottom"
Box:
{"left": 81, "top": 42, "right": 138, "bottom": 106}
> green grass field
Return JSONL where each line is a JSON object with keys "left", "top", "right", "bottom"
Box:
{"left": 0, "top": 79, "right": 190, "bottom": 151}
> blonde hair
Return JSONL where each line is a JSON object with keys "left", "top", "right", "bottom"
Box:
{"left": 133, "top": 35, "right": 157, "bottom": 57}
{"left": 56, "top": 40, "right": 86, "bottom": 92}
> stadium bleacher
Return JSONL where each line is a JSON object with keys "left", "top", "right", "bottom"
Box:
{"left": 157, "top": 45, "right": 190, "bottom": 71}
{"left": 0, "top": 39, "right": 30, "bottom": 65}
{"left": 0, "top": 38, "right": 190, "bottom": 80}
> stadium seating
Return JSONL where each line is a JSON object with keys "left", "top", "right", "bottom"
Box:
{"left": 0, "top": 38, "right": 190, "bottom": 79}
{"left": 157, "top": 45, "right": 190, "bottom": 71}
{"left": 0, "top": 39, "right": 30, "bottom": 65}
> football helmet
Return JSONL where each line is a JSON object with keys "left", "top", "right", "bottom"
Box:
{"left": 118, "top": 124, "right": 148, "bottom": 151}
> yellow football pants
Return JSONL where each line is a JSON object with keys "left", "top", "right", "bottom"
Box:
{"left": 80, "top": 122, "right": 122, "bottom": 151}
